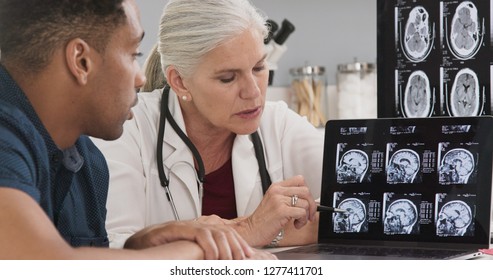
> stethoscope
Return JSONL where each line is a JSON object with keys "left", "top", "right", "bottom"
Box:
{"left": 156, "top": 85, "right": 272, "bottom": 220}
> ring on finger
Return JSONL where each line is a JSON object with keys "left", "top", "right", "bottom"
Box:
{"left": 291, "top": 194, "right": 299, "bottom": 207}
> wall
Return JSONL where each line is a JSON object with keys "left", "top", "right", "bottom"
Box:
{"left": 136, "top": 0, "right": 377, "bottom": 87}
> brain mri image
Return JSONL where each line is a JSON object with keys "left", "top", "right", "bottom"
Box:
{"left": 439, "top": 148, "right": 475, "bottom": 184}
{"left": 334, "top": 198, "right": 367, "bottom": 233}
{"left": 384, "top": 199, "right": 418, "bottom": 234}
{"left": 403, "top": 6, "right": 433, "bottom": 62}
{"left": 449, "top": 68, "right": 480, "bottom": 116}
{"left": 403, "top": 70, "right": 432, "bottom": 118}
{"left": 449, "top": 1, "right": 482, "bottom": 60}
{"left": 386, "top": 149, "right": 420, "bottom": 183}
{"left": 436, "top": 200, "right": 472, "bottom": 236}
{"left": 336, "top": 149, "right": 369, "bottom": 183}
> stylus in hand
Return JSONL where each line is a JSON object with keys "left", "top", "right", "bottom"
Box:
{"left": 317, "top": 205, "right": 347, "bottom": 213}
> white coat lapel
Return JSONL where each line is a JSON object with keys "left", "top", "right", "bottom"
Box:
{"left": 232, "top": 134, "right": 264, "bottom": 216}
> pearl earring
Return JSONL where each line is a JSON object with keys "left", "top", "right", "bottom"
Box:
{"left": 182, "top": 95, "right": 187, "bottom": 101}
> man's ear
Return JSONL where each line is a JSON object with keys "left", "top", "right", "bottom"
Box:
{"left": 166, "top": 66, "right": 191, "bottom": 99}
{"left": 65, "top": 38, "right": 93, "bottom": 85}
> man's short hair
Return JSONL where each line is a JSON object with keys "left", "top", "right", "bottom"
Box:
{"left": 0, "top": 0, "right": 126, "bottom": 72}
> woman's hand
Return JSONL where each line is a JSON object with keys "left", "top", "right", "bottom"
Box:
{"left": 195, "top": 214, "right": 229, "bottom": 225}
{"left": 124, "top": 220, "right": 255, "bottom": 260}
{"left": 233, "top": 175, "right": 318, "bottom": 247}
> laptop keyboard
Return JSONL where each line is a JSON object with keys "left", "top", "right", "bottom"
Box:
{"left": 292, "top": 245, "right": 469, "bottom": 259}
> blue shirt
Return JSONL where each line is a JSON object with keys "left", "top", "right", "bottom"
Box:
{"left": 0, "top": 65, "right": 109, "bottom": 247}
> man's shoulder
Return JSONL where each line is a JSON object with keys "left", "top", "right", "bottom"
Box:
{"left": 0, "top": 100, "right": 40, "bottom": 143}
{"left": 0, "top": 99, "right": 23, "bottom": 116}
{"left": 0, "top": 100, "right": 47, "bottom": 201}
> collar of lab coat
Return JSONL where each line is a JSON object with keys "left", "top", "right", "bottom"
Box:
{"left": 232, "top": 134, "right": 263, "bottom": 216}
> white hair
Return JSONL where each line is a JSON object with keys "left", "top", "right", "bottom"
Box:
{"left": 158, "top": 0, "right": 268, "bottom": 78}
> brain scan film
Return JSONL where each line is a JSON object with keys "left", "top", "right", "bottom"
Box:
{"left": 384, "top": 199, "right": 418, "bottom": 234}
{"left": 436, "top": 200, "right": 472, "bottom": 236}
{"left": 334, "top": 198, "right": 367, "bottom": 233}
{"left": 403, "top": 6, "right": 433, "bottom": 62}
{"left": 449, "top": 1, "right": 482, "bottom": 60}
{"left": 449, "top": 68, "right": 480, "bottom": 116}
{"left": 386, "top": 149, "right": 420, "bottom": 183}
{"left": 336, "top": 149, "right": 369, "bottom": 183}
{"left": 439, "top": 148, "right": 475, "bottom": 184}
{"left": 403, "top": 70, "right": 432, "bottom": 118}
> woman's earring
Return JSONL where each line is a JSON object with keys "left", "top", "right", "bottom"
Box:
{"left": 182, "top": 95, "right": 188, "bottom": 101}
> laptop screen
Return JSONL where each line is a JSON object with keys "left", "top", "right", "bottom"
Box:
{"left": 319, "top": 116, "right": 493, "bottom": 249}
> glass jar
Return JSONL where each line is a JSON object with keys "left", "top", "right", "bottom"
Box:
{"left": 289, "top": 66, "right": 327, "bottom": 127}
{"left": 336, "top": 62, "right": 377, "bottom": 119}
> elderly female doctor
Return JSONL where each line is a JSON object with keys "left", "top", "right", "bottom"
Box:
{"left": 93, "top": 0, "right": 324, "bottom": 249}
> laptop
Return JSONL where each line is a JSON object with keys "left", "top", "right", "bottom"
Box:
{"left": 277, "top": 116, "right": 493, "bottom": 260}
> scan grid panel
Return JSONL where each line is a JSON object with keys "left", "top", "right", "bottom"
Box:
{"left": 377, "top": 0, "right": 492, "bottom": 118}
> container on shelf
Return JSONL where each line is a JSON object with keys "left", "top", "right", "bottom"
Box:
{"left": 336, "top": 61, "right": 377, "bottom": 119}
{"left": 289, "top": 65, "right": 327, "bottom": 127}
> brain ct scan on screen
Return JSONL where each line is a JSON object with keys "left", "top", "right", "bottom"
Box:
{"left": 403, "top": 6, "right": 434, "bottom": 62}
{"left": 333, "top": 197, "right": 368, "bottom": 233}
{"left": 336, "top": 149, "right": 369, "bottom": 183}
{"left": 449, "top": 1, "right": 483, "bottom": 60}
{"left": 378, "top": 1, "right": 491, "bottom": 118}
{"left": 449, "top": 68, "right": 480, "bottom": 116}
{"left": 438, "top": 148, "right": 475, "bottom": 184}
{"left": 323, "top": 116, "right": 493, "bottom": 248}
{"left": 436, "top": 200, "right": 473, "bottom": 237}
{"left": 383, "top": 198, "right": 418, "bottom": 235}
{"left": 386, "top": 148, "right": 420, "bottom": 184}
{"left": 403, "top": 70, "right": 432, "bottom": 118}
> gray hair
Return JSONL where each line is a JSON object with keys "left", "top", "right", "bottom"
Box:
{"left": 140, "top": 43, "right": 166, "bottom": 92}
{"left": 158, "top": 0, "right": 268, "bottom": 78}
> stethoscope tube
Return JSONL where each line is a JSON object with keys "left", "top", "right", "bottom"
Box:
{"left": 251, "top": 130, "right": 272, "bottom": 193}
{"left": 157, "top": 86, "right": 182, "bottom": 220}
{"left": 157, "top": 86, "right": 271, "bottom": 221}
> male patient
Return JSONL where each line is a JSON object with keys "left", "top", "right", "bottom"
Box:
{"left": 0, "top": 0, "right": 272, "bottom": 260}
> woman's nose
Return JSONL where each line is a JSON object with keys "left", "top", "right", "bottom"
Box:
{"left": 239, "top": 76, "right": 261, "bottom": 99}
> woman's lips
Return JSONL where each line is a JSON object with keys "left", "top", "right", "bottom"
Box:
{"left": 235, "top": 106, "right": 261, "bottom": 119}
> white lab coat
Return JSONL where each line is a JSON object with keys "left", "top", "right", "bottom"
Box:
{"left": 93, "top": 89, "right": 324, "bottom": 248}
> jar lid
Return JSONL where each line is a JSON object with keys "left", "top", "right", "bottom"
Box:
{"left": 337, "top": 62, "right": 376, "bottom": 73}
{"left": 289, "top": 66, "right": 325, "bottom": 76}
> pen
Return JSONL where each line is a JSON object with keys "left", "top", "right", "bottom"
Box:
{"left": 317, "top": 205, "right": 347, "bottom": 213}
